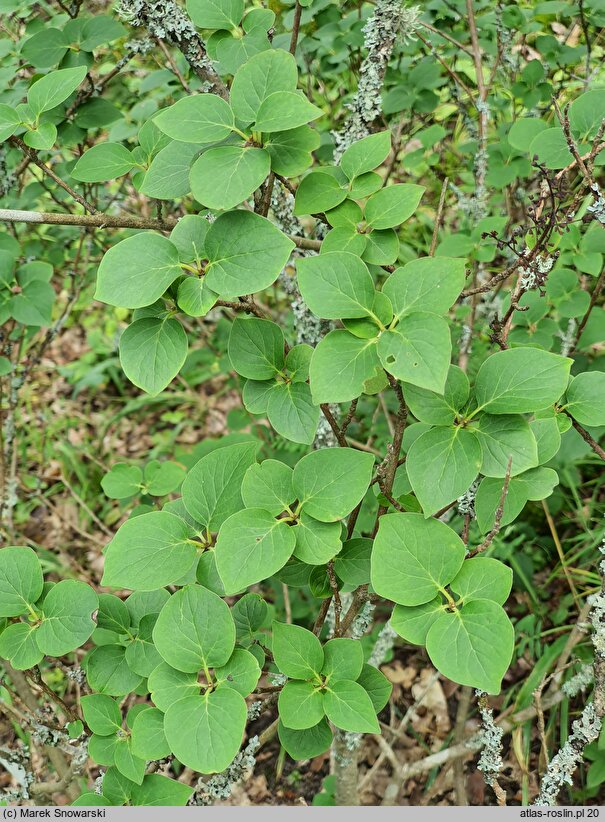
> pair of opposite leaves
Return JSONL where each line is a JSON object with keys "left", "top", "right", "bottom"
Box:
{"left": 102, "top": 442, "right": 375, "bottom": 595}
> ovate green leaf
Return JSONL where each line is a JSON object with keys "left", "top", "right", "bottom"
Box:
{"left": 293, "top": 448, "right": 374, "bottom": 522}
{"left": 152, "top": 585, "right": 235, "bottom": 672}
{"left": 474, "top": 348, "right": 572, "bottom": 414}
{"left": 371, "top": 513, "right": 465, "bottom": 605}
{"left": 164, "top": 689, "right": 247, "bottom": 773}
{"left": 95, "top": 234, "right": 182, "bottom": 309}
{"left": 102, "top": 511, "right": 196, "bottom": 591}
{"left": 406, "top": 426, "right": 481, "bottom": 517}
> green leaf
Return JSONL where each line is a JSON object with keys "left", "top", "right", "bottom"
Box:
{"left": 293, "top": 447, "right": 375, "bottom": 522}
{"left": 403, "top": 365, "right": 469, "bottom": 425}
{"left": 474, "top": 348, "right": 572, "bottom": 414}
{"left": 27, "top": 66, "right": 87, "bottom": 116}
{"left": 187, "top": 0, "right": 244, "bottom": 29}
{"left": 119, "top": 317, "right": 188, "bottom": 395}
{"left": 377, "top": 313, "right": 451, "bottom": 394}
{"left": 267, "top": 382, "right": 319, "bottom": 445}
{"left": 364, "top": 184, "right": 425, "bottom": 229}
{"left": 232, "top": 592, "right": 268, "bottom": 639}
{"left": 0, "top": 546, "right": 43, "bottom": 617}
{"left": 565, "top": 372, "right": 605, "bottom": 426}
{"left": 323, "top": 679, "right": 379, "bottom": 733}
{"left": 170, "top": 215, "right": 209, "bottom": 263}
{"left": 391, "top": 597, "right": 445, "bottom": 645}
{"left": 361, "top": 228, "right": 398, "bottom": 265}
{"left": 101, "top": 464, "right": 143, "bottom": 499}
{"left": 242, "top": 379, "right": 277, "bottom": 413}
{"left": 371, "top": 513, "right": 466, "bottom": 605}
{"left": 473, "top": 414, "right": 539, "bottom": 478}
{"left": 88, "top": 734, "right": 119, "bottom": 767}
{"left": 36, "top": 580, "right": 98, "bottom": 656}
{"left": 230, "top": 49, "right": 298, "bottom": 123}
{"left": 155, "top": 94, "right": 234, "bottom": 143}
{"left": 148, "top": 662, "right": 199, "bottom": 712}
{"left": 214, "top": 29, "right": 269, "bottom": 74}
{"left": 101, "top": 767, "right": 134, "bottom": 805}
{"left": 569, "top": 90, "right": 605, "bottom": 140}
{"left": 164, "top": 689, "right": 247, "bottom": 773}
{"left": 333, "top": 538, "right": 372, "bottom": 586}
{"left": 309, "top": 331, "right": 380, "bottom": 404}
{"left": 293, "top": 513, "right": 342, "bottom": 565}
{"left": 115, "top": 738, "right": 146, "bottom": 784}
{"left": 426, "top": 600, "right": 514, "bottom": 694}
{"left": 340, "top": 131, "right": 391, "bottom": 180}
{"left": 102, "top": 511, "right": 196, "bottom": 591}
{"left": 322, "top": 227, "right": 367, "bottom": 257}
{"left": 356, "top": 664, "right": 392, "bottom": 712}
{"left": 529, "top": 128, "right": 573, "bottom": 170}
{"left": 321, "top": 639, "right": 363, "bottom": 683}
{"left": 383, "top": 257, "right": 467, "bottom": 318}
{"left": 278, "top": 680, "right": 325, "bottom": 729}
{"left": 475, "top": 466, "right": 559, "bottom": 534}
{"left": 0, "top": 623, "right": 43, "bottom": 670}
{"left": 21, "top": 28, "right": 69, "bottom": 68}
{"left": 254, "top": 91, "right": 322, "bottom": 132}
{"left": 125, "top": 614, "right": 163, "bottom": 677}
{"left": 294, "top": 171, "right": 347, "bottom": 215}
{"left": 406, "top": 426, "right": 481, "bottom": 517}
{"left": 530, "top": 416, "right": 561, "bottom": 463}
{"left": 228, "top": 317, "right": 285, "bottom": 379}
{"left": 71, "top": 143, "right": 135, "bottom": 182}
{"left": 181, "top": 441, "right": 258, "bottom": 530}
{"left": 278, "top": 719, "right": 332, "bottom": 760}
{"left": 507, "top": 118, "right": 548, "bottom": 152}
{"left": 0, "top": 105, "right": 20, "bottom": 143}
{"left": 130, "top": 774, "right": 193, "bottom": 806}
{"left": 131, "top": 708, "right": 171, "bottom": 760}
{"left": 71, "top": 793, "right": 112, "bottom": 807}
{"left": 152, "top": 584, "right": 235, "bottom": 672}
{"left": 241, "top": 460, "right": 294, "bottom": 515}
{"left": 266, "top": 126, "right": 319, "bottom": 176}
{"left": 125, "top": 590, "right": 170, "bottom": 631}
{"left": 190, "top": 146, "right": 270, "bottom": 210}
{"left": 204, "top": 210, "right": 294, "bottom": 296}
{"left": 349, "top": 171, "right": 382, "bottom": 198}
{"left": 140, "top": 141, "right": 200, "bottom": 200}
{"left": 144, "top": 461, "right": 185, "bottom": 496}
{"left": 95, "top": 234, "right": 182, "bottom": 309}
{"left": 81, "top": 694, "right": 122, "bottom": 736}
{"left": 10, "top": 280, "right": 54, "bottom": 326}
{"left": 97, "top": 594, "right": 131, "bottom": 635}
{"left": 215, "top": 509, "right": 296, "bottom": 594}
{"left": 272, "top": 621, "right": 324, "bottom": 679}
{"left": 177, "top": 277, "right": 217, "bottom": 317}
{"left": 449, "top": 558, "right": 513, "bottom": 605}
{"left": 327, "top": 200, "right": 362, "bottom": 228}
{"left": 86, "top": 646, "right": 143, "bottom": 696}
{"left": 297, "top": 252, "right": 376, "bottom": 319}
{"left": 215, "top": 647, "right": 261, "bottom": 696}
{"left": 24, "top": 122, "right": 58, "bottom": 151}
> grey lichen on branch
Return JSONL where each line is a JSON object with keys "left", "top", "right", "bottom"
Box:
{"left": 190, "top": 737, "right": 260, "bottom": 805}
{"left": 332, "top": 2, "right": 421, "bottom": 160}
{"left": 117, "top": 0, "right": 229, "bottom": 98}
{"left": 534, "top": 526, "right": 605, "bottom": 805}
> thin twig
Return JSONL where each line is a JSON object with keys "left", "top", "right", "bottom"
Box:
{"left": 9, "top": 138, "right": 99, "bottom": 214}
{"left": 467, "top": 456, "right": 512, "bottom": 557}
{"left": 565, "top": 413, "right": 605, "bottom": 461}
{"left": 0, "top": 209, "right": 321, "bottom": 250}
{"left": 430, "top": 176, "right": 449, "bottom": 256}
